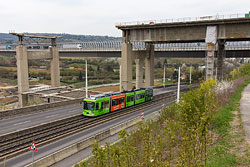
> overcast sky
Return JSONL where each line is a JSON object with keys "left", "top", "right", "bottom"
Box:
{"left": 0, "top": 0, "right": 250, "bottom": 37}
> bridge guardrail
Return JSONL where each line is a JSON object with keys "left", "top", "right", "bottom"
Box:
{"left": 116, "top": 13, "right": 247, "bottom": 26}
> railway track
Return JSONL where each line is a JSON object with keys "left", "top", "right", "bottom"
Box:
{"left": 0, "top": 88, "right": 192, "bottom": 161}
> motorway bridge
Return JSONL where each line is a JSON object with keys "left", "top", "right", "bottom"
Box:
{"left": 1, "top": 15, "right": 250, "bottom": 107}
{"left": 0, "top": 41, "right": 250, "bottom": 58}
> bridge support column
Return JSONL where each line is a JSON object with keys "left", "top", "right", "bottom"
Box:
{"left": 205, "top": 26, "right": 217, "bottom": 80}
{"left": 217, "top": 40, "right": 225, "bottom": 80}
{"left": 145, "top": 44, "right": 155, "bottom": 87}
{"left": 16, "top": 45, "right": 29, "bottom": 107}
{"left": 135, "top": 57, "right": 144, "bottom": 89}
{"left": 121, "top": 43, "right": 133, "bottom": 91}
{"left": 206, "top": 44, "right": 215, "bottom": 79}
{"left": 117, "top": 58, "right": 122, "bottom": 91}
{"left": 50, "top": 44, "right": 60, "bottom": 87}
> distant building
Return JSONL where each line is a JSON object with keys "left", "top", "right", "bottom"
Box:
{"left": 198, "top": 65, "right": 206, "bottom": 72}
{"left": 181, "top": 74, "right": 187, "bottom": 80}
{"left": 39, "top": 66, "right": 47, "bottom": 69}
{"left": 29, "top": 85, "right": 51, "bottom": 92}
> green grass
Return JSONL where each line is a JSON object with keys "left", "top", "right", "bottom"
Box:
{"left": 0, "top": 77, "right": 17, "bottom": 85}
{"left": 207, "top": 78, "right": 250, "bottom": 167}
{"left": 156, "top": 81, "right": 174, "bottom": 86}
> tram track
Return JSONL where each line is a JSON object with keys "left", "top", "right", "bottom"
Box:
{"left": 0, "top": 87, "right": 192, "bottom": 161}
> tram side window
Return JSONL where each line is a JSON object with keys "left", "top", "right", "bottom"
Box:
{"left": 150, "top": 90, "right": 153, "bottom": 96}
{"left": 136, "top": 94, "right": 140, "bottom": 100}
{"left": 112, "top": 100, "right": 116, "bottom": 106}
{"left": 101, "top": 102, "right": 104, "bottom": 109}
{"left": 115, "top": 99, "right": 119, "bottom": 105}
{"left": 105, "top": 101, "right": 109, "bottom": 108}
{"left": 121, "top": 97, "right": 124, "bottom": 104}
{"left": 127, "top": 96, "right": 130, "bottom": 102}
{"left": 131, "top": 95, "right": 134, "bottom": 101}
{"left": 96, "top": 103, "right": 99, "bottom": 110}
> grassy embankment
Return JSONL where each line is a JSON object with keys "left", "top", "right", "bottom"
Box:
{"left": 207, "top": 77, "right": 250, "bottom": 166}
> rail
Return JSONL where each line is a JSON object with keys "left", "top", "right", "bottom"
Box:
{"left": 0, "top": 87, "right": 195, "bottom": 161}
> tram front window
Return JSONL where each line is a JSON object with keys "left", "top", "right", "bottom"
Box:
{"left": 84, "top": 101, "right": 95, "bottom": 111}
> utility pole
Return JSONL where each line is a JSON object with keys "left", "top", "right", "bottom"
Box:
{"left": 85, "top": 59, "right": 88, "bottom": 98}
{"left": 163, "top": 64, "right": 166, "bottom": 88}
{"left": 190, "top": 66, "right": 192, "bottom": 84}
{"left": 177, "top": 67, "right": 181, "bottom": 103}
{"left": 215, "top": 67, "right": 218, "bottom": 80}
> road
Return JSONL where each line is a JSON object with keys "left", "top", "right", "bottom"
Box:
{"left": 0, "top": 85, "right": 184, "bottom": 136}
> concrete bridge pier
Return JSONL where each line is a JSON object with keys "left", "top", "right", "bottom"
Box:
{"left": 205, "top": 26, "right": 217, "bottom": 79}
{"left": 120, "top": 42, "right": 133, "bottom": 91}
{"left": 16, "top": 45, "right": 29, "bottom": 107}
{"left": 135, "top": 56, "right": 144, "bottom": 89}
{"left": 217, "top": 40, "right": 226, "bottom": 80}
{"left": 117, "top": 58, "right": 122, "bottom": 91}
{"left": 10, "top": 33, "right": 61, "bottom": 107}
{"left": 145, "top": 44, "right": 155, "bottom": 87}
{"left": 206, "top": 43, "right": 215, "bottom": 79}
{"left": 50, "top": 40, "right": 60, "bottom": 87}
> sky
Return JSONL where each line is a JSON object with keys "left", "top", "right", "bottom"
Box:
{"left": 0, "top": 0, "right": 250, "bottom": 37}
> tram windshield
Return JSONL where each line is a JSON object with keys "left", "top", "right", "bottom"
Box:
{"left": 84, "top": 101, "right": 95, "bottom": 111}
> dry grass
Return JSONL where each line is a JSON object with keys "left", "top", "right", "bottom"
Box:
{"left": 0, "top": 97, "right": 18, "bottom": 106}
{"left": 0, "top": 66, "right": 50, "bottom": 73}
{"left": 208, "top": 77, "right": 250, "bottom": 167}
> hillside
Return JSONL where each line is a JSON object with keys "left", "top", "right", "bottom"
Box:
{"left": 0, "top": 33, "right": 121, "bottom": 44}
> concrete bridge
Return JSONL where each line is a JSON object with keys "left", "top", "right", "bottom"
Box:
{"left": 116, "top": 16, "right": 250, "bottom": 90}
{"left": 2, "top": 14, "right": 250, "bottom": 107}
{"left": 0, "top": 42, "right": 250, "bottom": 58}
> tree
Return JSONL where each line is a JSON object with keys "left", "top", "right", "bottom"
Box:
{"left": 173, "top": 70, "right": 178, "bottom": 79}
{"left": 156, "top": 61, "right": 162, "bottom": 68}
{"left": 106, "top": 65, "right": 113, "bottom": 72}
{"left": 97, "top": 65, "right": 100, "bottom": 72}
{"left": 164, "top": 58, "right": 168, "bottom": 65}
{"left": 79, "top": 71, "right": 83, "bottom": 81}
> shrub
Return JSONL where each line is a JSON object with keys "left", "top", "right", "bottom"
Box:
{"left": 88, "top": 79, "right": 218, "bottom": 167}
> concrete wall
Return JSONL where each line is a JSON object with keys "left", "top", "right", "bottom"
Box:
{"left": 0, "top": 90, "right": 100, "bottom": 120}
{"left": 35, "top": 87, "right": 71, "bottom": 95}
{"left": 0, "top": 98, "right": 82, "bottom": 120}
{"left": 58, "top": 89, "right": 86, "bottom": 98}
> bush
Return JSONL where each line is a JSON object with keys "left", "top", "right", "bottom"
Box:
{"left": 88, "top": 79, "right": 217, "bottom": 167}
{"left": 230, "top": 63, "right": 250, "bottom": 79}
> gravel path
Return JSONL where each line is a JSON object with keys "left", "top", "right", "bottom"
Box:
{"left": 240, "top": 84, "right": 250, "bottom": 145}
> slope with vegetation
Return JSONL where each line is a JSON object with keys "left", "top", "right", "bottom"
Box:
{"left": 74, "top": 63, "right": 250, "bottom": 167}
